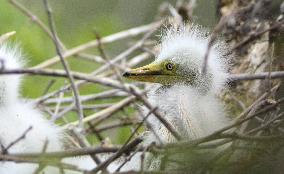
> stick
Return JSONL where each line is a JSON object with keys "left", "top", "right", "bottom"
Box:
{"left": 32, "top": 21, "right": 161, "bottom": 69}
{"left": 43, "top": 0, "right": 84, "bottom": 128}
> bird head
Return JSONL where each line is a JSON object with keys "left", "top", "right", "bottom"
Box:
{"left": 123, "top": 25, "right": 229, "bottom": 92}
{"left": 123, "top": 59, "right": 197, "bottom": 85}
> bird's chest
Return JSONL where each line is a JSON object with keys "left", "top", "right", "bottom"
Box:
{"left": 147, "top": 87, "right": 206, "bottom": 141}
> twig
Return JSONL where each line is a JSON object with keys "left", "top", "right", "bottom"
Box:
{"left": 111, "top": 171, "right": 187, "bottom": 174}
{"left": 129, "top": 86, "right": 182, "bottom": 141}
{"left": 88, "top": 138, "right": 143, "bottom": 173}
{"left": 43, "top": 0, "right": 84, "bottom": 128}
{"left": 246, "top": 112, "right": 284, "bottom": 134}
{"left": 0, "top": 68, "right": 125, "bottom": 90}
{"left": 64, "top": 96, "right": 137, "bottom": 128}
{"left": 93, "top": 120, "right": 141, "bottom": 133}
{"left": 201, "top": 15, "right": 227, "bottom": 75}
{"left": 93, "top": 29, "right": 123, "bottom": 82}
{"left": 226, "top": 20, "right": 284, "bottom": 55}
{"left": 165, "top": 96, "right": 284, "bottom": 148}
{"left": 0, "top": 154, "right": 87, "bottom": 172}
{"left": 77, "top": 53, "right": 105, "bottom": 64}
{"left": 0, "top": 31, "right": 16, "bottom": 44}
{"left": 44, "top": 89, "right": 125, "bottom": 104}
{"left": 34, "top": 29, "right": 158, "bottom": 106}
{"left": 2, "top": 126, "right": 33, "bottom": 154}
{"left": 9, "top": 0, "right": 65, "bottom": 49}
{"left": 87, "top": 122, "right": 104, "bottom": 141}
{"left": 2, "top": 68, "right": 284, "bottom": 83}
{"left": 32, "top": 21, "right": 161, "bottom": 69}
{"left": 125, "top": 107, "right": 157, "bottom": 145}
{"left": 115, "top": 148, "right": 141, "bottom": 172}
{"left": 233, "top": 84, "right": 280, "bottom": 121}
{"left": 69, "top": 128, "right": 104, "bottom": 168}
{"left": 6, "top": 146, "right": 123, "bottom": 159}
{"left": 92, "top": 25, "right": 160, "bottom": 76}
{"left": 135, "top": 104, "right": 163, "bottom": 144}
{"left": 35, "top": 84, "right": 71, "bottom": 104}
{"left": 51, "top": 90, "right": 65, "bottom": 121}
{"left": 220, "top": 132, "right": 284, "bottom": 141}
{"left": 111, "top": 108, "right": 157, "bottom": 172}
{"left": 49, "top": 103, "right": 113, "bottom": 112}
{"left": 228, "top": 71, "right": 284, "bottom": 82}
{"left": 41, "top": 79, "right": 56, "bottom": 95}
{"left": 32, "top": 140, "right": 49, "bottom": 174}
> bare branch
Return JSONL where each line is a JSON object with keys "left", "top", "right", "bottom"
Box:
{"left": 43, "top": 0, "right": 84, "bottom": 128}
{"left": 2, "top": 126, "right": 33, "bottom": 154}
{"left": 0, "top": 31, "right": 16, "bottom": 44}
{"left": 32, "top": 21, "right": 161, "bottom": 69}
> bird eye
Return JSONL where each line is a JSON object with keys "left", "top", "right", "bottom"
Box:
{"left": 166, "top": 63, "right": 174, "bottom": 70}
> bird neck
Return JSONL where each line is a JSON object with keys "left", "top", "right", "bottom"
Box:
{"left": 156, "top": 82, "right": 212, "bottom": 96}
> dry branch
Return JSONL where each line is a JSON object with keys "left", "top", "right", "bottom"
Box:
{"left": 43, "top": 0, "right": 84, "bottom": 128}
{"left": 32, "top": 21, "right": 161, "bottom": 69}
{"left": 0, "top": 31, "right": 16, "bottom": 44}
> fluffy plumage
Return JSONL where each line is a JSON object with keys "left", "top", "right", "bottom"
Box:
{"left": 0, "top": 44, "right": 23, "bottom": 106}
{"left": 126, "top": 25, "right": 230, "bottom": 144}
{"left": 158, "top": 25, "right": 228, "bottom": 93}
{"left": 0, "top": 43, "right": 141, "bottom": 174}
{"left": 0, "top": 44, "right": 98, "bottom": 174}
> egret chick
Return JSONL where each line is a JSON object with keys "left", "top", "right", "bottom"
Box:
{"left": 0, "top": 44, "right": 101, "bottom": 174}
{"left": 123, "top": 25, "right": 229, "bottom": 143}
{"left": 0, "top": 43, "right": 141, "bottom": 174}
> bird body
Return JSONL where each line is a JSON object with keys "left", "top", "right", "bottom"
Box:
{"left": 0, "top": 43, "right": 140, "bottom": 174}
{"left": 0, "top": 102, "right": 64, "bottom": 174}
{"left": 124, "top": 24, "right": 229, "bottom": 143}
{"left": 145, "top": 85, "right": 228, "bottom": 143}
{"left": 122, "top": 25, "right": 231, "bottom": 171}
{"left": 0, "top": 45, "right": 62, "bottom": 154}
{"left": 0, "top": 44, "right": 99, "bottom": 174}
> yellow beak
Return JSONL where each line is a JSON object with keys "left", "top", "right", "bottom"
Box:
{"left": 123, "top": 63, "right": 165, "bottom": 83}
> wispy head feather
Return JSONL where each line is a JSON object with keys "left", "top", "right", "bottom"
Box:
{"left": 156, "top": 24, "right": 230, "bottom": 92}
{"left": 0, "top": 43, "right": 25, "bottom": 105}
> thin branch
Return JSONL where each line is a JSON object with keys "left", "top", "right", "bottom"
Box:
{"left": 2, "top": 126, "right": 33, "bottom": 154}
{"left": 41, "top": 79, "right": 56, "bottom": 95}
{"left": 2, "top": 68, "right": 284, "bottom": 83}
{"left": 93, "top": 29, "right": 123, "bottom": 82}
{"left": 43, "top": 0, "right": 84, "bottom": 128}
{"left": 228, "top": 71, "right": 284, "bottom": 82}
{"left": 9, "top": 0, "right": 51, "bottom": 38}
{"left": 64, "top": 96, "right": 137, "bottom": 128}
{"left": 9, "top": 0, "right": 65, "bottom": 48}
{"left": 34, "top": 28, "right": 159, "bottom": 106}
{"left": 93, "top": 120, "right": 141, "bottom": 133}
{"left": 5, "top": 146, "right": 122, "bottom": 159}
{"left": 247, "top": 112, "right": 284, "bottom": 134}
{"left": 43, "top": 89, "right": 125, "bottom": 104}
{"left": 0, "top": 154, "right": 86, "bottom": 172}
{"left": 32, "top": 21, "right": 161, "bottom": 69}
{"left": 0, "top": 31, "right": 16, "bottom": 44}
{"left": 165, "top": 96, "right": 284, "bottom": 148}
{"left": 88, "top": 138, "right": 143, "bottom": 173}
{"left": 129, "top": 86, "right": 182, "bottom": 141}
{"left": 226, "top": 20, "right": 284, "bottom": 55}
{"left": 201, "top": 15, "right": 227, "bottom": 75}
{"left": 69, "top": 128, "right": 104, "bottom": 167}
{"left": 32, "top": 140, "right": 49, "bottom": 174}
